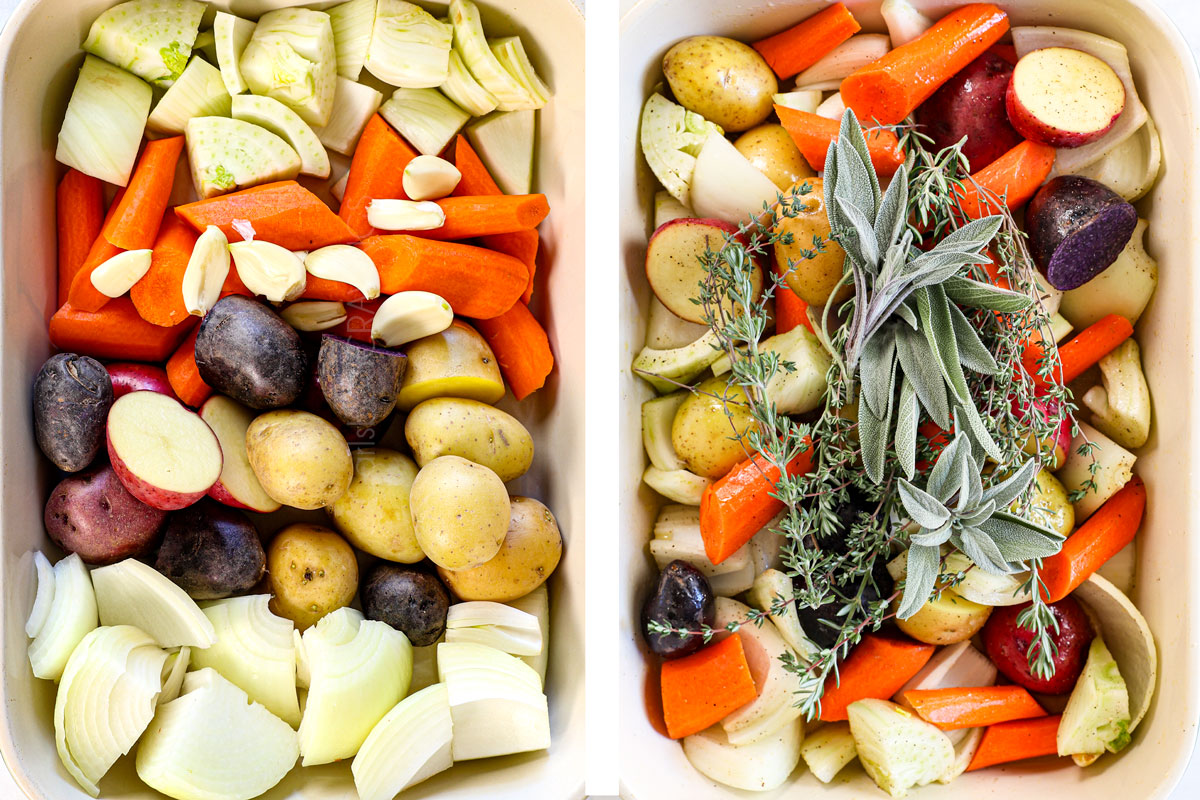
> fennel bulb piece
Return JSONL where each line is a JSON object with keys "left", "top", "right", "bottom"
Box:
{"left": 489, "top": 36, "right": 551, "bottom": 110}
{"left": 56, "top": 55, "right": 152, "bottom": 187}
{"left": 449, "top": 0, "right": 532, "bottom": 109}
{"left": 214, "top": 12, "right": 256, "bottom": 96}
{"left": 848, "top": 698, "right": 955, "bottom": 798}
{"left": 746, "top": 569, "right": 819, "bottom": 662}
{"left": 193, "top": 595, "right": 300, "bottom": 726}
{"left": 653, "top": 190, "right": 694, "bottom": 230}
{"left": 83, "top": 0, "right": 205, "bottom": 88}
{"left": 507, "top": 584, "right": 550, "bottom": 683}
{"left": 1058, "top": 422, "right": 1136, "bottom": 521}
{"left": 642, "top": 392, "right": 688, "bottom": 472}
{"left": 232, "top": 94, "right": 330, "bottom": 178}
{"left": 681, "top": 720, "right": 802, "bottom": 792}
{"left": 193, "top": 30, "right": 216, "bottom": 63}
{"left": 314, "top": 76, "right": 384, "bottom": 155}
{"left": 186, "top": 116, "right": 302, "bottom": 198}
{"left": 410, "top": 639, "right": 441, "bottom": 692}
{"left": 91, "top": 558, "right": 216, "bottom": 648}
{"left": 437, "top": 641, "right": 550, "bottom": 760}
{"left": 1058, "top": 636, "right": 1131, "bottom": 757}
{"left": 800, "top": 721, "right": 858, "bottom": 783}
{"left": 148, "top": 57, "right": 232, "bottom": 135}
{"left": 445, "top": 600, "right": 542, "bottom": 656}
{"left": 465, "top": 109, "right": 535, "bottom": 195}
{"left": 158, "top": 646, "right": 190, "bottom": 705}
{"left": 380, "top": 87, "right": 470, "bottom": 156}
{"left": 137, "top": 668, "right": 299, "bottom": 800}
{"left": 240, "top": 8, "right": 338, "bottom": 127}
{"left": 1073, "top": 117, "right": 1162, "bottom": 202}
{"left": 329, "top": 0, "right": 376, "bottom": 80}
{"left": 442, "top": 50, "right": 498, "bottom": 117}
{"left": 366, "top": 0, "right": 453, "bottom": 89}
{"left": 299, "top": 607, "right": 413, "bottom": 765}
{"left": 639, "top": 92, "right": 722, "bottom": 208}
{"left": 352, "top": 684, "right": 454, "bottom": 799}
{"left": 55, "top": 625, "right": 167, "bottom": 796}
{"left": 689, "top": 133, "right": 779, "bottom": 226}
{"left": 27, "top": 553, "right": 99, "bottom": 682}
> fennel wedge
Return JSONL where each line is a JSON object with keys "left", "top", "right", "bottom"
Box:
{"left": 148, "top": 57, "right": 232, "bottom": 135}
{"left": 365, "top": 0, "right": 453, "bottom": 89}
{"left": 231, "top": 94, "right": 329, "bottom": 178}
{"left": 83, "top": 0, "right": 206, "bottom": 88}
{"left": 239, "top": 8, "right": 338, "bottom": 127}
{"left": 56, "top": 55, "right": 152, "bottom": 187}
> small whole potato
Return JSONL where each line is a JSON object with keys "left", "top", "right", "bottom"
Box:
{"left": 267, "top": 523, "right": 358, "bottom": 630}
{"left": 317, "top": 335, "right": 407, "bottom": 427}
{"left": 405, "top": 397, "right": 534, "bottom": 483}
{"left": 362, "top": 564, "right": 450, "bottom": 647}
{"left": 246, "top": 410, "right": 353, "bottom": 510}
{"left": 410, "top": 456, "right": 511, "bottom": 571}
{"left": 328, "top": 448, "right": 423, "bottom": 563}
{"left": 398, "top": 321, "right": 505, "bottom": 411}
{"left": 671, "top": 377, "right": 757, "bottom": 479}
{"left": 439, "top": 496, "right": 563, "bottom": 602}
{"left": 896, "top": 588, "right": 993, "bottom": 646}
{"left": 734, "top": 124, "right": 814, "bottom": 191}
{"left": 663, "top": 36, "right": 778, "bottom": 132}
{"left": 44, "top": 465, "right": 167, "bottom": 565}
{"left": 155, "top": 499, "right": 266, "bottom": 600}
{"left": 773, "top": 177, "right": 850, "bottom": 307}
{"left": 195, "top": 295, "right": 307, "bottom": 410}
{"left": 34, "top": 353, "right": 113, "bottom": 472}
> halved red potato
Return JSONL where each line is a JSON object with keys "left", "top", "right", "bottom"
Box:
{"left": 1007, "top": 47, "right": 1126, "bottom": 148}
{"left": 645, "top": 217, "right": 762, "bottom": 324}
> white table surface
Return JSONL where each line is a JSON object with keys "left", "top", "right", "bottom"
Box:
{"left": 0, "top": 0, "right": 1197, "bottom": 797}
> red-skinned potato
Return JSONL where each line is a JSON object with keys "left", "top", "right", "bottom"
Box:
{"left": 982, "top": 596, "right": 1094, "bottom": 694}
{"left": 200, "top": 395, "right": 282, "bottom": 513}
{"left": 44, "top": 465, "right": 168, "bottom": 564}
{"left": 107, "top": 391, "right": 223, "bottom": 511}
{"left": 914, "top": 50, "right": 1023, "bottom": 171}
{"left": 1007, "top": 47, "right": 1125, "bottom": 148}
{"left": 105, "top": 362, "right": 174, "bottom": 399}
{"left": 646, "top": 218, "right": 761, "bottom": 324}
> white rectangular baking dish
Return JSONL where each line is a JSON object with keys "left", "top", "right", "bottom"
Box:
{"left": 0, "top": 1, "right": 586, "bottom": 798}
{"left": 619, "top": 0, "right": 1200, "bottom": 797}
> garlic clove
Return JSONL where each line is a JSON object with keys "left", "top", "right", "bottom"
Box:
{"left": 371, "top": 291, "right": 454, "bottom": 347}
{"left": 402, "top": 155, "right": 462, "bottom": 201}
{"left": 90, "top": 249, "right": 154, "bottom": 298}
{"left": 227, "top": 241, "right": 307, "bottom": 303}
{"left": 181, "top": 226, "right": 231, "bottom": 316}
{"left": 304, "top": 245, "right": 381, "bottom": 300}
{"left": 281, "top": 301, "right": 348, "bottom": 332}
{"left": 366, "top": 199, "right": 445, "bottom": 231}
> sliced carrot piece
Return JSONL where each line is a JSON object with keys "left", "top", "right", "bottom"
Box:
{"left": 176, "top": 181, "right": 358, "bottom": 251}
{"left": 472, "top": 302, "right": 554, "bottom": 401}
{"left": 903, "top": 686, "right": 1047, "bottom": 731}
{"left": 660, "top": 633, "right": 758, "bottom": 740}
{"left": 1024, "top": 313, "right": 1133, "bottom": 389}
{"left": 102, "top": 136, "right": 185, "bottom": 250}
{"left": 775, "top": 105, "right": 906, "bottom": 176}
{"left": 752, "top": 3, "right": 862, "bottom": 80}
{"left": 56, "top": 169, "right": 105, "bottom": 306}
{"left": 49, "top": 298, "right": 196, "bottom": 362}
{"left": 956, "top": 140, "right": 1056, "bottom": 220}
{"left": 966, "top": 715, "right": 1064, "bottom": 771}
{"left": 820, "top": 634, "right": 936, "bottom": 722}
{"left": 166, "top": 328, "right": 212, "bottom": 408}
{"left": 415, "top": 194, "right": 549, "bottom": 241}
{"left": 340, "top": 114, "right": 419, "bottom": 238}
{"left": 131, "top": 212, "right": 197, "bottom": 328}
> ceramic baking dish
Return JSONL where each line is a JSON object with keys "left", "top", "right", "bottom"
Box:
{"left": 619, "top": 0, "right": 1200, "bottom": 796}
{"left": 0, "top": 1, "right": 585, "bottom": 798}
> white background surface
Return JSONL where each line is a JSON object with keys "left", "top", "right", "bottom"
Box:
{"left": 0, "top": 0, "right": 1197, "bottom": 798}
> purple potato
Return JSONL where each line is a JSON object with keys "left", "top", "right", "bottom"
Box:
{"left": 195, "top": 296, "right": 307, "bottom": 409}
{"left": 45, "top": 465, "right": 167, "bottom": 564}
{"left": 34, "top": 353, "right": 113, "bottom": 472}
{"left": 641, "top": 560, "right": 715, "bottom": 659}
{"left": 317, "top": 335, "right": 407, "bottom": 428}
{"left": 915, "top": 51, "right": 1023, "bottom": 171}
{"left": 156, "top": 499, "right": 266, "bottom": 599}
{"left": 362, "top": 564, "right": 450, "bottom": 646}
{"left": 1026, "top": 175, "right": 1138, "bottom": 290}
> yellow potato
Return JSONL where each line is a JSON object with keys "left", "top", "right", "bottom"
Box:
{"left": 773, "top": 177, "right": 850, "bottom": 307}
{"left": 1016, "top": 468, "right": 1075, "bottom": 539}
{"left": 410, "top": 455, "right": 511, "bottom": 570}
{"left": 405, "top": 397, "right": 534, "bottom": 482}
{"left": 439, "top": 496, "right": 562, "bottom": 602}
{"left": 328, "top": 448, "right": 423, "bottom": 562}
{"left": 267, "top": 524, "right": 358, "bottom": 630}
{"left": 734, "top": 124, "right": 814, "bottom": 191}
{"left": 671, "top": 377, "right": 757, "bottom": 479}
{"left": 398, "top": 321, "right": 505, "bottom": 411}
{"left": 246, "top": 410, "right": 353, "bottom": 510}
{"left": 663, "top": 35, "right": 778, "bottom": 132}
{"left": 896, "top": 588, "right": 993, "bottom": 645}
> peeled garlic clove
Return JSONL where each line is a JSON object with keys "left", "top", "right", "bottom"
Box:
{"left": 402, "top": 155, "right": 462, "bottom": 201}
{"left": 282, "top": 301, "right": 348, "bottom": 332}
{"left": 89, "top": 249, "right": 153, "bottom": 297}
{"left": 304, "top": 245, "right": 380, "bottom": 300}
{"left": 228, "top": 241, "right": 307, "bottom": 303}
{"left": 367, "top": 199, "right": 445, "bottom": 231}
{"left": 371, "top": 291, "right": 453, "bottom": 347}
{"left": 182, "top": 226, "right": 231, "bottom": 316}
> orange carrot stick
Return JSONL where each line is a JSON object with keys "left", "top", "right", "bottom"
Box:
{"left": 66, "top": 236, "right": 127, "bottom": 313}
{"left": 660, "top": 633, "right": 758, "bottom": 740}
{"left": 966, "top": 715, "right": 1063, "bottom": 771}
{"left": 903, "top": 686, "right": 1047, "bottom": 731}
{"left": 773, "top": 263, "right": 813, "bottom": 335}
{"left": 57, "top": 169, "right": 105, "bottom": 306}
{"left": 472, "top": 302, "right": 554, "bottom": 401}
{"left": 775, "top": 105, "right": 906, "bottom": 176}
{"left": 49, "top": 298, "right": 196, "bottom": 362}
{"left": 955, "top": 140, "right": 1056, "bottom": 220}
{"left": 1040, "top": 476, "right": 1146, "bottom": 603}
{"left": 485, "top": 229, "right": 539, "bottom": 303}
{"left": 166, "top": 328, "right": 212, "bottom": 408}
{"left": 841, "top": 4, "right": 1010, "bottom": 125}
{"left": 411, "top": 194, "right": 549, "bottom": 241}
{"left": 359, "top": 235, "right": 528, "bottom": 319}
{"left": 300, "top": 275, "right": 370, "bottom": 303}
{"left": 131, "top": 212, "right": 197, "bottom": 328}
{"left": 176, "top": 181, "right": 358, "bottom": 251}
{"left": 700, "top": 444, "right": 814, "bottom": 565}
{"left": 752, "top": 3, "right": 862, "bottom": 80}
{"left": 340, "top": 114, "right": 419, "bottom": 238}
{"left": 1025, "top": 313, "right": 1133, "bottom": 389}
{"left": 820, "top": 634, "right": 936, "bottom": 722}
{"left": 103, "top": 136, "right": 185, "bottom": 250}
